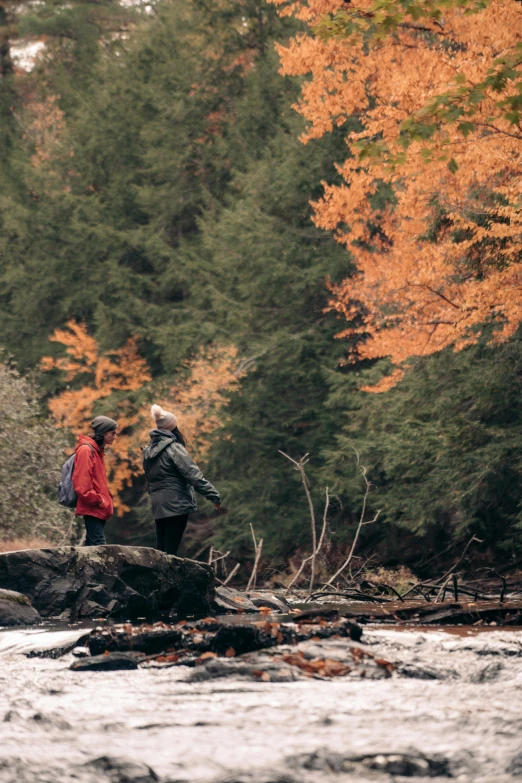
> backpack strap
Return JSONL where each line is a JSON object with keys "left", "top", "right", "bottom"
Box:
{"left": 77, "top": 443, "right": 95, "bottom": 455}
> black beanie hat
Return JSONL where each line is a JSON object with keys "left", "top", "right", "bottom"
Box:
{"left": 91, "top": 415, "right": 117, "bottom": 435}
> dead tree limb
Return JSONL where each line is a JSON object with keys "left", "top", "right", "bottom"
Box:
{"left": 246, "top": 524, "right": 263, "bottom": 592}
{"left": 283, "top": 484, "right": 330, "bottom": 596}
{"left": 435, "top": 575, "right": 453, "bottom": 603}
{"left": 477, "top": 568, "right": 507, "bottom": 603}
{"left": 279, "top": 451, "right": 320, "bottom": 592}
{"left": 324, "top": 450, "right": 380, "bottom": 588}
{"left": 435, "top": 535, "right": 482, "bottom": 585}
{"left": 307, "top": 590, "right": 391, "bottom": 603}
{"left": 220, "top": 562, "right": 240, "bottom": 587}
{"left": 364, "top": 579, "right": 404, "bottom": 602}
{"left": 452, "top": 574, "right": 458, "bottom": 602}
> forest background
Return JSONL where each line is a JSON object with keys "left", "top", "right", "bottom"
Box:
{"left": 0, "top": 0, "right": 521, "bottom": 582}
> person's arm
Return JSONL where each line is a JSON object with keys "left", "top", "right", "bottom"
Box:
{"left": 168, "top": 443, "right": 221, "bottom": 505}
{"left": 73, "top": 446, "right": 106, "bottom": 508}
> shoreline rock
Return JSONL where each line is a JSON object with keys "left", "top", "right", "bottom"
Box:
{"left": 0, "top": 588, "right": 41, "bottom": 626}
{"left": 0, "top": 546, "right": 215, "bottom": 621}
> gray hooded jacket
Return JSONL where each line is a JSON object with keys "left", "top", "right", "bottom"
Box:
{"left": 142, "top": 429, "right": 220, "bottom": 519}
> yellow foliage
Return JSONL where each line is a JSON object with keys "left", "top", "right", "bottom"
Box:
{"left": 41, "top": 321, "right": 152, "bottom": 515}
{"left": 42, "top": 322, "right": 242, "bottom": 514}
{"left": 157, "top": 344, "right": 243, "bottom": 461}
{"left": 269, "top": 0, "right": 522, "bottom": 388}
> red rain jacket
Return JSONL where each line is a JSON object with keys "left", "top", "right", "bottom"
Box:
{"left": 72, "top": 435, "right": 114, "bottom": 520}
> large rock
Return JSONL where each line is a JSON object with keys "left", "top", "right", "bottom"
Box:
{"left": 0, "top": 588, "right": 41, "bottom": 626}
{"left": 0, "top": 546, "right": 214, "bottom": 620}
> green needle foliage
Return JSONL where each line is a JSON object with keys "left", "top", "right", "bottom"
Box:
{"left": 325, "top": 334, "right": 522, "bottom": 565}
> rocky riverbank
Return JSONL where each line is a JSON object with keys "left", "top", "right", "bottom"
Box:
{"left": 2, "top": 546, "right": 522, "bottom": 781}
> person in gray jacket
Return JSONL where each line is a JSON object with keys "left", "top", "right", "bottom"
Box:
{"left": 142, "top": 404, "right": 221, "bottom": 556}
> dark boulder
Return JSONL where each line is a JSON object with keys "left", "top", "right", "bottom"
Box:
{"left": 211, "top": 624, "right": 280, "bottom": 655}
{"left": 80, "top": 757, "right": 159, "bottom": 782}
{"left": 287, "top": 749, "right": 453, "bottom": 777}
{"left": 0, "top": 588, "right": 41, "bottom": 626}
{"left": 88, "top": 627, "right": 186, "bottom": 657}
{"left": 70, "top": 652, "right": 140, "bottom": 671}
{"left": 0, "top": 546, "right": 214, "bottom": 620}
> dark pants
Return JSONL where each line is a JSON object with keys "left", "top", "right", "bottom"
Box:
{"left": 84, "top": 515, "right": 106, "bottom": 546}
{"left": 155, "top": 514, "right": 189, "bottom": 556}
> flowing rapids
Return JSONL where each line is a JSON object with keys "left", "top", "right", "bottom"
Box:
{"left": 1, "top": 624, "right": 522, "bottom": 782}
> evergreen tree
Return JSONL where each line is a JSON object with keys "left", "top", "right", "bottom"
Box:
{"left": 197, "top": 109, "right": 355, "bottom": 562}
{"left": 324, "top": 334, "right": 522, "bottom": 566}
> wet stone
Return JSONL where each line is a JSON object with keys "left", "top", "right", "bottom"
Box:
{"left": 80, "top": 756, "right": 159, "bottom": 783}
{"left": 0, "top": 588, "right": 41, "bottom": 626}
{"left": 506, "top": 751, "right": 522, "bottom": 776}
{"left": 72, "top": 646, "right": 90, "bottom": 658}
{"left": 216, "top": 776, "right": 297, "bottom": 783}
{"left": 246, "top": 591, "right": 291, "bottom": 612}
{"left": 396, "top": 662, "right": 457, "bottom": 680}
{"left": 187, "top": 658, "right": 304, "bottom": 682}
{"left": 471, "top": 661, "right": 504, "bottom": 683}
{"left": 287, "top": 749, "right": 454, "bottom": 778}
{"left": 210, "top": 624, "right": 281, "bottom": 655}
{"left": 357, "top": 752, "right": 452, "bottom": 777}
{"left": 214, "top": 586, "right": 259, "bottom": 614}
{"left": 70, "top": 652, "right": 140, "bottom": 672}
{"left": 88, "top": 628, "right": 185, "bottom": 657}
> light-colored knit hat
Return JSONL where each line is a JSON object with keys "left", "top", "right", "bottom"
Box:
{"left": 151, "top": 404, "right": 178, "bottom": 431}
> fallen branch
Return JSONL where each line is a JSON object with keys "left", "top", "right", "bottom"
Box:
{"left": 435, "top": 535, "right": 482, "bottom": 585}
{"left": 364, "top": 580, "right": 404, "bottom": 603}
{"left": 246, "top": 524, "right": 263, "bottom": 592}
{"left": 307, "top": 590, "right": 391, "bottom": 604}
{"left": 404, "top": 580, "right": 490, "bottom": 601}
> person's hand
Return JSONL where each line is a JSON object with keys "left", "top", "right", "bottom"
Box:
{"left": 213, "top": 502, "right": 221, "bottom": 511}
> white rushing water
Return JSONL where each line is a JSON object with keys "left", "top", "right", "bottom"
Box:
{"left": 0, "top": 625, "right": 522, "bottom": 783}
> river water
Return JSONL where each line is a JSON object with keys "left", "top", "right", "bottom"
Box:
{"left": 1, "top": 623, "right": 522, "bottom": 783}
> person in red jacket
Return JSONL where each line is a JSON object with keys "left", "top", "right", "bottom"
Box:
{"left": 73, "top": 416, "right": 118, "bottom": 546}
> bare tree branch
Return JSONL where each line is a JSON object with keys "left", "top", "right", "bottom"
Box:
{"left": 246, "top": 523, "right": 263, "bottom": 592}
{"left": 220, "top": 562, "right": 240, "bottom": 587}
{"left": 324, "top": 449, "right": 380, "bottom": 588}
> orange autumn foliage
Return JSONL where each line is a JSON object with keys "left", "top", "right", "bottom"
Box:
{"left": 41, "top": 321, "right": 152, "bottom": 514}
{"left": 151, "top": 344, "right": 243, "bottom": 462}
{"left": 42, "top": 322, "right": 242, "bottom": 513}
{"left": 269, "top": 0, "right": 522, "bottom": 388}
